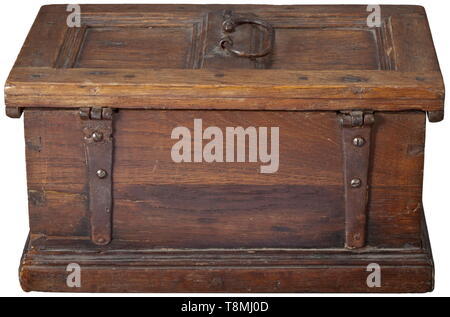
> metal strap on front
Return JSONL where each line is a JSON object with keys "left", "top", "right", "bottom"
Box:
{"left": 339, "top": 111, "right": 375, "bottom": 249}
{"left": 80, "top": 107, "right": 114, "bottom": 246}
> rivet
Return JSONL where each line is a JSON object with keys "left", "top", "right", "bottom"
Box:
{"left": 92, "top": 131, "right": 103, "bottom": 142}
{"left": 96, "top": 169, "right": 107, "bottom": 179}
{"left": 352, "top": 136, "right": 365, "bottom": 147}
{"left": 350, "top": 178, "right": 362, "bottom": 188}
{"left": 223, "top": 21, "right": 235, "bottom": 32}
{"left": 96, "top": 237, "right": 105, "bottom": 244}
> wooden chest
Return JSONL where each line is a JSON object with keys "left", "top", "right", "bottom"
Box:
{"left": 5, "top": 4, "right": 444, "bottom": 293}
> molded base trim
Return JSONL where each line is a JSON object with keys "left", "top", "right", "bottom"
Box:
{"left": 19, "top": 239, "right": 433, "bottom": 293}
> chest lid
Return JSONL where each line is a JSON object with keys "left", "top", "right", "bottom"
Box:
{"left": 5, "top": 4, "right": 444, "bottom": 121}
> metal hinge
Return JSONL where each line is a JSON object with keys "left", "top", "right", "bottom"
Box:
{"left": 339, "top": 110, "right": 375, "bottom": 128}
{"left": 80, "top": 107, "right": 114, "bottom": 246}
{"left": 339, "top": 111, "right": 375, "bottom": 249}
{"left": 80, "top": 107, "right": 113, "bottom": 121}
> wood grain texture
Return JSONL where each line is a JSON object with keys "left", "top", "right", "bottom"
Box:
{"left": 75, "top": 27, "right": 198, "bottom": 69}
{"left": 270, "top": 28, "right": 380, "bottom": 70}
{"left": 4, "top": 4, "right": 444, "bottom": 116}
{"left": 113, "top": 185, "right": 345, "bottom": 248}
{"left": 24, "top": 109, "right": 425, "bottom": 249}
{"left": 13, "top": 9, "right": 67, "bottom": 67}
{"left": 54, "top": 26, "right": 87, "bottom": 68}
{"left": 5, "top": 68, "right": 444, "bottom": 111}
{"left": 19, "top": 229, "right": 434, "bottom": 293}
{"left": 8, "top": 4, "right": 442, "bottom": 292}
{"left": 20, "top": 263, "right": 433, "bottom": 293}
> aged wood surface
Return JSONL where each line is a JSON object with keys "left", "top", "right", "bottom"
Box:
{"left": 4, "top": 4, "right": 444, "bottom": 116}
{"left": 20, "top": 265, "right": 433, "bottom": 293}
{"left": 6, "top": 4, "right": 444, "bottom": 292}
{"left": 20, "top": 226, "right": 433, "bottom": 293}
{"left": 24, "top": 110, "right": 425, "bottom": 248}
{"left": 6, "top": 69, "right": 444, "bottom": 111}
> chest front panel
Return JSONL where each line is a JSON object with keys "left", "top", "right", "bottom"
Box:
{"left": 24, "top": 109, "right": 424, "bottom": 248}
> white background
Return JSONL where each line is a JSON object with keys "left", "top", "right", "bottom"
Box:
{"left": 0, "top": 0, "right": 448, "bottom": 297}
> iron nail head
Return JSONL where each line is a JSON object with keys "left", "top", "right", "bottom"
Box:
{"left": 96, "top": 169, "right": 107, "bottom": 179}
{"left": 350, "top": 178, "right": 362, "bottom": 188}
{"left": 92, "top": 131, "right": 103, "bottom": 142}
{"left": 352, "top": 136, "right": 366, "bottom": 147}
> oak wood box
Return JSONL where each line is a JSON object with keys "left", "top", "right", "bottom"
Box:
{"left": 5, "top": 4, "right": 445, "bottom": 293}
